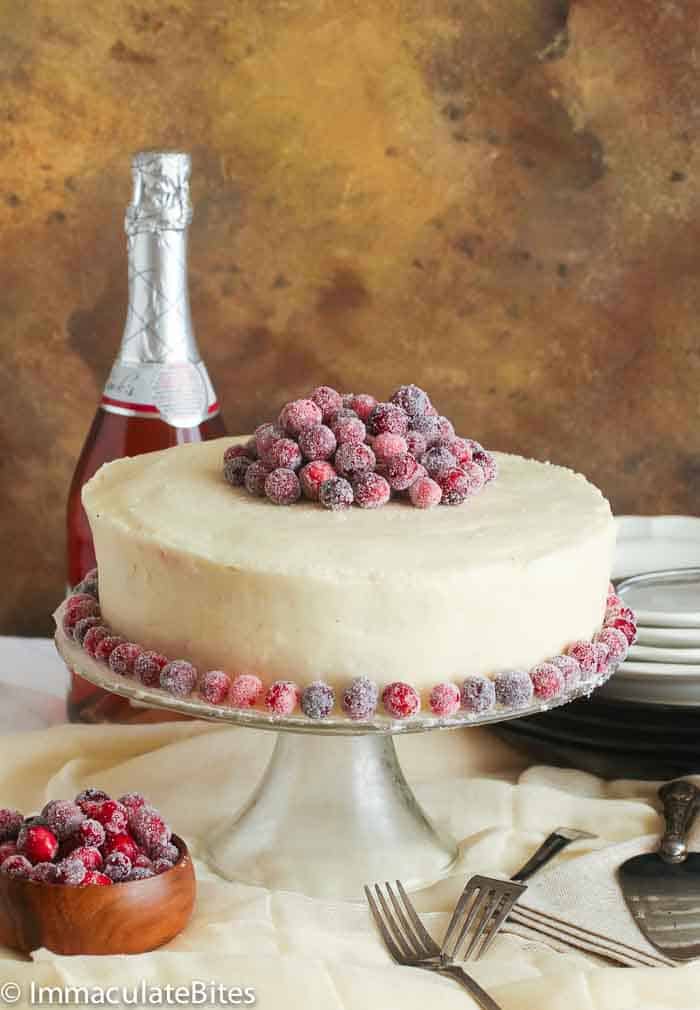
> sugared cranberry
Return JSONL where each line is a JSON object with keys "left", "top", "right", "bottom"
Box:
{"left": 133, "top": 853, "right": 154, "bottom": 869}
{"left": 595, "top": 626, "right": 629, "bottom": 663}
{"left": 566, "top": 641, "right": 596, "bottom": 676}
{"left": 441, "top": 437, "right": 472, "bottom": 466}
{"left": 298, "top": 424, "right": 336, "bottom": 461}
{"left": 200, "top": 670, "right": 231, "bottom": 705}
{"left": 405, "top": 431, "right": 428, "bottom": 458}
{"left": 1, "top": 854, "right": 32, "bottom": 879}
{"left": 224, "top": 455, "right": 252, "bottom": 487}
{"left": 127, "top": 867, "right": 154, "bottom": 881}
{"left": 93, "top": 801, "right": 129, "bottom": 836}
{"left": 82, "top": 870, "right": 112, "bottom": 886}
{"left": 439, "top": 464, "right": 484, "bottom": 505}
{"left": 0, "top": 843, "right": 17, "bottom": 863}
{"left": 472, "top": 448, "right": 498, "bottom": 483}
{"left": 278, "top": 398, "right": 322, "bottom": 437}
{"left": 593, "top": 641, "right": 611, "bottom": 675}
{"left": 373, "top": 433, "right": 408, "bottom": 461}
{"left": 328, "top": 407, "right": 358, "bottom": 427}
{"left": 421, "top": 446, "right": 456, "bottom": 478}
{"left": 436, "top": 416, "right": 455, "bottom": 440}
{"left": 32, "top": 862, "right": 61, "bottom": 883}
{"left": 160, "top": 660, "right": 198, "bottom": 697}
{"left": 334, "top": 443, "right": 376, "bottom": 481}
{"left": 348, "top": 393, "right": 377, "bottom": 421}
{"left": 95, "top": 635, "right": 126, "bottom": 662}
{"left": 386, "top": 452, "right": 420, "bottom": 491}
{"left": 410, "top": 413, "right": 442, "bottom": 446}
{"left": 152, "top": 858, "right": 175, "bottom": 875}
{"left": 429, "top": 682, "right": 461, "bottom": 716}
{"left": 530, "top": 663, "right": 565, "bottom": 701}
{"left": 17, "top": 825, "right": 58, "bottom": 864}
{"left": 265, "top": 468, "right": 302, "bottom": 506}
{"left": 75, "top": 818, "right": 106, "bottom": 848}
{"left": 353, "top": 472, "right": 391, "bottom": 509}
{"left": 408, "top": 476, "right": 442, "bottom": 509}
{"left": 131, "top": 806, "right": 170, "bottom": 852}
{"left": 265, "top": 680, "right": 300, "bottom": 715}
{"left": 333, "top": 416, "right": 366, "bottom": 446}
{"left": 71, "top": 846, "right": 103, "bottom": 870}
{"left": 255, "top": 422, "right": 284, "bottom": 460}
{"left": 311, "top": 385, "right": 343, "bottom": 423}
{"left": 461, "top": 676, "right": 496, "bottom": 714}
{"left": 62, "top": 594, "right": 100, "bottom": 636}
{"left": 57, "top": 857, "right": 87, "bottom": 886}
{"left": 82, "top": 625, "right": 111, "bottom": 657}
{"left": 244, "top": 436, "right": 258, "bottom": 459}
{"left": 109, "top": 642, "right": 143, "bottom": 677}
{"left": 46, "top": 801, "right": 85, "bottom": 841}
{"left": 149, "top": 841, "right": 179, "bottom": 864}
{"left": 610, "top": 618, "right": 637, "bottom": 645}
{"left": 494, "top": 670, "right": 533, "bottom": 709}
{"left": 266, "top": 438, "right": 301, "bottom": 472}
{"left": 550, "top": 654, "right": 581, "bottom": 689}
{"left": 73, "top": 616, "right": 102, "bottom": 645}
{"left": 382, "top": 682, "right": 420, "bottom": 718}
{"left": 75, "top": 787, "right": 110, "bottom": 807}
{"left": 0, "top": 809, "right": 22, "bottom": 842}
{"left": 74, "top": 568, "right": 99, "bottom": 599}
{"left": 300, "top": 460, "right": 336, "bottom": 500}
{"left": 244, "top": 461, "right": 271, "bottom": 497}
{"left": 300, "top": 682, "right": 335, "bottom": 720}
{"left": 342, "top": 677, "right": 379, "bottom": 720}
{"left": 103, "top": 851, "right": 132, "bottom": 882}
{"left": 367, "top": 402, "right": 409, "bottom": 437}
{"left": 118, "top": 792, "right": 146, "bottom": 812}
{"left": 229, "top": 673, "right": 264, "bottom": 708}
{"left": 319, "top": 476, "right": 354, "bottom": 511}
{"left": 390, "top": 384, "right": 430, "bottom": 418}
{"left": 224, "top": 444, "right": 250, "bottom": 464}
{"left": 103, "top": 832, "right": 139, "bottom": 862}
{"left": 134, "top": 651, "right": 169, "bottom": 688}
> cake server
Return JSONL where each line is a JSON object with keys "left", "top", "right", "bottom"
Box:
{"left": 618, "top": 779, "right": 700, "bottom": 961}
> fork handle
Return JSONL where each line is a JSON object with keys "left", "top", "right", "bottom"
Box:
{"left": 511, "top": 832, "right": 576, "bottom": 883}
{"left": 440, "top": 965, "right": 503, "bottom": 1010}
{"left": 658, "top": 780, "right": 699, "bottom": 864}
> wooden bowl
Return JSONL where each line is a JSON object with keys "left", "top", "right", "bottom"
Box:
{"left": 0, "top": 835, "right": 195, "bottom": 955}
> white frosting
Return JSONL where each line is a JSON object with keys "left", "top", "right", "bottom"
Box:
{"left": 83, "top": 437, "right": 616, "bottom": 696}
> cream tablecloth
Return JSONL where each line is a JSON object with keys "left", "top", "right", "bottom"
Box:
{"left": 0, "top": 638, "right": 699, "bottom": 1009}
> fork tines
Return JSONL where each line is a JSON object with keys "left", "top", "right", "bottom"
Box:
{"left": 442, "top": 875, "right": 527, "bottom": 962}
{"left": 364, "top": 880, "right": 441, "bottom": 964}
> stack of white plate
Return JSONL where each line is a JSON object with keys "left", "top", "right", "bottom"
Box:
{"left": 600, "top": 516, "right": 700, "bottom": 706}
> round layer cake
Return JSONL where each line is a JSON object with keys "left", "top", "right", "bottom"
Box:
{"left": 82, "top": 437, "right": 615, "bottom": 701}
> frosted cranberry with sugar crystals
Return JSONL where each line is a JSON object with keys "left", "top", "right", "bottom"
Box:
{"left": 494, "top": 670, "right": 533, "bottom": 709}
{"left": 408, "top": 476, "right": 442, "bottom": 509}
{"left": 368, "top": 402, "right": 409, "bottom": 437}
{"left": 566, "top": 641, "right": 596, "bottom": 676}
{"left": 131, "top": 806, "right": 170, "bottom": 852}
{"left": 421, "top": 446, "right": 456, "bottom": 478}
{"left": 298, "top": 424, "right": 336, "bottom": 461}
{"left": 437, "top": 467, "right": 472, "bottom": 505}
{"left": 596, "top": 626, "right": 629, "bottom": 663}
{"left": 76, "top": 817, "right": 106, "bottom": 848}
{"left": 76, "top": 787, "right": 110, "bottom": 807}
{"left": 255, "top": 423, "right": 284, "bottom": 462}
{"left": 224, "top": 455, "right": 251, "bottom": 486}
{"left": 300, "top": 460, "right": 336, "bottom": 500}
{"left": 46, "top": 801, "right": 85, "bottom": 841}
{"left": 57, "top": 857, "right": 87, "bottom": 886}
{"left": 372, "top": 432, "right": 408, "bottom": 462}
{"left": 333, "top": 416, "right": 366, "bottom": 446}
{"left": 530, "top": 663, "right": 564, "bottom": 701}
{"left": 95, "top": 635, "right": 126, "bottom": 662}
{"left": 82, "top": 626, "right": 110, "bottom": 657}
{"left": 244, "top": 460, "right": 271, "bottom": 497}
{"left": 593, "top": 641, "right": 611, "bottom": 675}
{"left": 461, "top": 676, "right": 496, "bottom": 714}
{"left": 71, "top": 845, "right": 103, "bottom": 870}
{"left": 279, "top": 398, "right": 322, "bottom": 437}
{"left": 472, "top": 448, "right": 498, "bottom": 483}
{"left": 160, "top": 660, "right": 198, "bottom": 697}
{"left": 443, "top": 437, "right": 473, "bottom": 467}
{"left": 1, "top": 854, "right": 32, "bottom": 879}
{"left": 386, "top": 452, "right": 420, "bottom": 491}
{"left": 93, "top": 801, "right": 128, "bottom": 836}
{"left": 118, "top": 792, "right": 146, "bottom": 812}
{"left": 230, "top": 673, "right": 264, "bottom": 708}
{"left": 73, "top": 616, "right": 102, "bottom": 646}
{"left": 134, "top": 651, "right": 168, "bottom": 688}
{"left": 265, "top": 468, "right": 301, "bottom": 505}
{"left": 201, "top": 670, "right": 231, "bottom": 705}
{"left": 311, "top": 385, "right": 343, "bottom": 423}
{"left": 550, "top": 654, "right": 581, "bottom": 689}
{"left": 410, "top": 413, "right": 441, "bottom": 446}
{"left": 109, "top": 642, "right": 143, "bottom": 677}
{"left": 267, "top": 438, "right": 302, "bottom": 472}
{"left": 0, "top": 843, "right": 17, "bottom": 863}
{"left": 429, "top": 682, "right": 461, "bottom": 716}
{"left": 319, "top": 476, "right": 354, "bottom": 511}
{"left": 265, "top": 680, "right": 300, "bottom": 715}
{"left": 611, "top": 618, "right": 637, "bottom": 645}
{"left": 390, "top": 384, "right": 430, "bottom": 418}
{"left": 104, "top": 851, "right": 132, "bottom": 882}
{"left": 342, "top": 677, "right": 379, "bottom": 720}
{"left": 353, "top": 472, "right": 390, "bottom": 509}
{"left": 0, "top": 809, "right": 22, "bottom": 842}
{"left": 382, "top": 682, "right": 420, "bottom": 718}
{"left": 103, "top": 832, "right": 139, "bottom": 862}
{"left": 348, "top": 393, "right": 377, "bottom": 421}
{"left": 301, "top": 681, "right": 335, "bottom": 720}
{"left": 83, "top": 870, "right": 112, "bottom": 886}
{"left": 62, "top": 594, "right": 100, "bottom": 636}
{"left": 405, "top": 431, "right": 428, "bottom": 458}
{"left": 334, "top": 442, "right": 375, "bottom": 480}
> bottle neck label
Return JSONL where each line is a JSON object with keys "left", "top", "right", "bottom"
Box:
{"left": 102, "top": 360, "right": 219, "bottom": 427}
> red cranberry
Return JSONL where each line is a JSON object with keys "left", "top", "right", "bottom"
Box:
{"left": 152, "top": 858, "right": 175, "bottom": 875}
{"left": 92, "top": 800, "right": 128, "bottom": 835}
{"left": 73, "top": 616, "right": 102, "bottom": 645}
{"left": 408, "top": 476, "right": 442, "bottom": 508}
{"left": 1, "top": 854, "right": 32, "bottom": 879}
{"left": 348, "top": 393, "right": 377, "bottom": 421}
{"left": 353, "top": 472, "right": 391, "bottom": 509}
{"left": 436, "top": 416, "right": 455, "bottom": 439}
{"left": 127, "top": 867, "right": 155, "bottom": 881}
{"left": 494, "top": 670, "right": 533, "bottom": 709}
{"left": 386, "top": 452, "right": 420, "bottom": 491}
{"left": 57, "top": 857, "right": 87, "bottom": 885}
{"left": 267, "top": 438, "right": 303, "bottom": 471}
{"left": 595, "top": 627, "right": 629, "bottom": 663}
{"left": 82, "top": 870, "right": 112, "bottom": 886}
{"left": 438, "top": 464, "right": 484, "bottom": 505}
{"left": 567, "top": 641, "right": 596, "bottom": 675}
{"left": 390, "top": 384, "right": 430, "bottom": 418}
{"left": 46, "top": 801, "right": 85, "bottom": 841}
{"left": 244, "top": 460, "right": 271, "bottom": 497}
{"left": 160, "top": 660, "right": 198, "bottom": 697}
{"left": 71, "top": 845, "right": 103, "bottom": 870}
{"left": 223, "top": 444, "right": 250, "bottom": 464}
{"left": 405, "top": 431, "right": 428, "bottom": 458}
{"left": 75, "top": 817, "right": 106, "bottom": 848}
{"left": 229, "top": 673, "right": 264, "bottom": 708}
{"left": 75, "top": 787, "right": 110, "bottom": 806}
{"left": 265, "top": 468, "right": 302, "bottom": 505}
{"left": 421, "top": 446, "right": 456, "bottom": 477}
{"left": 17, "top": 825, "right": 58, "bottom": 863}
{"left": 382, "top": 682, "right": 420, "bottom": 718}
{"left": 319, "top": 476, "right": 354, "bottom": 511}
{"left": 328, "top": 407, "right": 358, "bottom": 427}
{"left": 200, "top": 670, "right": 231, "bottom": 705}
{"left": 530, "top": 663, "right": 565, "bottom": 701}
{"left": 298, "top": 424, "right": 336, "bottom": 461}
{"left": 118, "top": 793, "right": 146, "bottom": 812}
{"left": 103, "top": 851, "right": 132, "bottom": 882}
{"left": 367, "top": 402, "right": 409, "bottom": 436}
{"left": 224, "top": 455, "right": 252, "bottom": 486}
{"left": 82, "top": 625, "right": 111, "bottom": 657}
{"left": 472, "top": 448, "right": 498, "bottom": 483}
{"left": 373, "top": 432, "right": 408, "bottom": 461}
{"left": 332, "top": 416, "right": 366, "bottom": 446}
{"left": 300, "top": 460, "right": 336, "bottom": 500}
{"left": 443, "top": 437, "right": 473, "bottom": 466}
{"left": 0, "top": 809, "right": 22, "bottom": 842}
{"left": 278, "top": 399, "right": 322, "bottom": 437}
{"left": 104, "top": 832, "right": 139, "bottom": 862}
{"left": 133, "top": 853, "right": 153, "bottom": 869}
{"left": 32, "top": 862, "right": 61, "bottom": 883}
{"left": 0, "top": 843, "right": 17, "bottom": 863}
{"left": 95, "top": 635, "right": 126, "bottom": 662}
{"left": 265, "top": 681, "right": 300, "bottom": 715}
{"left": 74, "top": 568, "right": 99, "bottom": 599}
{"left": 62, "top": 595, "right": 100, "bottom": 636}
{"left": 611, "top": 618, "right": 637, "bottom": 645}
{"left": 410, "top": 413, "right": 442, "bottom": 446}
{"left": 300, "top": 681, "right": 335, "bottom": 720}
{"left": 255, "top": 423, "right": 284, "bottom": 460}
{"left": 342, "top": 677, "right": 379, "bottom": 720}
{"left": 131, "top": 806, "right": 170, "bottom": 852}
{"left": 134, "top": 651, "right": 169, "bottom": 688}
{"left": 109, "top": 642, "right": 143, "bottom": 677}
{"left": 310, "top": 385, "right": 343, "bottom": 423}
{"left": 593, "top": 641, "right": 611, "bottom": 675}
{"left": 550, "top": 654, "right": 581, "bottom": 689}
{"left": 150, "top": 841, "right": 179, "bottom": 864}
{"left": 429, "top": 682, "right": 461, "bottom": 716}
{"left": 334, "top": 442, "right": 375, "bottom": 480}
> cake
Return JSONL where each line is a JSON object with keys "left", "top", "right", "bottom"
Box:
{"left": 75, "top": 432, "right": 620, "bottom": 718}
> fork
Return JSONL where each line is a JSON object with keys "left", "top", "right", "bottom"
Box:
{"left": 365, "top": 880, "right": 503, "bottom": 1010}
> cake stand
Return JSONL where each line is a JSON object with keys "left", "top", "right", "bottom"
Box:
{"left": 56, "top": 628, "right": 612, "bottom": 900}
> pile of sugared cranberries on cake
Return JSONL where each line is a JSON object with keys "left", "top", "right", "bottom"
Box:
{"left": 0, "top": 790, "right": 178, "bottom": 885}
{"left": 223, "top": 385, "right": 498, "bottom": 509}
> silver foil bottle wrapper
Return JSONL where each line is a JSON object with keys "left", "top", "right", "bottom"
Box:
{"left": 125, "top": 151, "right": 193, "bottom": 235}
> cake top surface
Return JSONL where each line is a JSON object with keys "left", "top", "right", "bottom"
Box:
{"left": 83, "top": 437, "right": 613, "bottom": 577}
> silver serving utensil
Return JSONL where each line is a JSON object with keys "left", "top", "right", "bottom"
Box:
{"left": 510, "top": 826, "right": 598, "bottom": 883}
{"left": 618, "top": 780, "right": 700, "bottom": 961}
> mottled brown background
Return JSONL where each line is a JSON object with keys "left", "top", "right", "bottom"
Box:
{"left": 1, "top": 0, "right": 699, "bottom": 635}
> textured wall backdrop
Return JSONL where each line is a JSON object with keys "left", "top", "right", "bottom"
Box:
{"left": 1, "top": 1, "right": 699, "bottom": 635}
